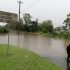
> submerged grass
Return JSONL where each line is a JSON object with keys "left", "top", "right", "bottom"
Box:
{"left": 36, "top": 31, "right": 70, "bottom": 40}
{"left": 0, "top": 44, "right": 62, "bottom": 70}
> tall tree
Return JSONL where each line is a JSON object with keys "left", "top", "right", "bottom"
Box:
{"left": 64, "top": 13, "right": 70, "bottom": 30}
{"left": 23, "top": 13, "right": 32, "bottom": 31}
{"left": 23, "top": 13, "right": 31, "bottom": 25}
{"left": 23, "top": 13, "right": 38, "bottom": 32}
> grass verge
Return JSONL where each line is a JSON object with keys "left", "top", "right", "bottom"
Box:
{"left": 0, "top": 44, "right": 62, "bottom": 70}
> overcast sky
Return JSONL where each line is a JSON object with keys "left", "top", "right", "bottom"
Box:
{"left": 0, "top": 0, "right": 70, "bottom": 27}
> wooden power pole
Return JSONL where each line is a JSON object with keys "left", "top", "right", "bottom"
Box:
{"left": 17, "top": 0, "right": 23, "bottom": 47}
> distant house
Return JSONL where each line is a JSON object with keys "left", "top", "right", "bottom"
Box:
{"left": 0, "top": 11, "right": 18, "bottom": 29}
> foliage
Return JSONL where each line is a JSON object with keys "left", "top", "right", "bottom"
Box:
{"left": 23, "top": 13, "right": 31, "bottom": 25}
{"left": 36, "top": 30, "right": 70, "bottom": 40}
{"left": 16, "top": 18, "right": 24, "bottom": 31}
{"left": 38, "top": 20, "right": 53, "bottom": 33}
{"left": 56, "top": 31, "right": 70, "bottom": 40}
{"left": 64, "top": 13, "right": 70, "bottom": 30}
{"left": 23, "top": 13, "right": 38, "bottom": 32}
{"left": 0, "top": 44, "right": 62, "bottom": 70}
{"left": 29, "top": 21, "right": 38, "bottom": 32}
{"left": 0, "top": 27, "right": 8, "bottom": 33}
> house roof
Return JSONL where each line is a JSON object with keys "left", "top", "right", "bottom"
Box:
{"left": 0, "top": 11, "right": 17, "bottom": 15}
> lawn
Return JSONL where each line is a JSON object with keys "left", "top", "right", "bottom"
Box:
{"left": 0, "top": 44, "right": 62, "bottom": 70}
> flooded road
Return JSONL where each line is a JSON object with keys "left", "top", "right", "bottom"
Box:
{"left": 0, "top": 32, "right": 68, "bottom": 70}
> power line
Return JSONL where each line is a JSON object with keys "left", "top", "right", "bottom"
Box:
{"left": 22, "top": 0, "right": 42, "bottom": 12}
{"left": 21, "top": 0, "right": 36, "bottom": 11}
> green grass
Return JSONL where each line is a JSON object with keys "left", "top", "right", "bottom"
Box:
{"left": 35, "top": 32, "right": 54, "bottom": 38}
{"left": 0, "top": 44, "right": 62, "bottom": 70}
{"left": 35, "top": 31, "right": 70, "bottom": 40}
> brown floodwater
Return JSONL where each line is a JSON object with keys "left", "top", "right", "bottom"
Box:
{"left": 0, "top": 31, "right": 68, "bottom": 70}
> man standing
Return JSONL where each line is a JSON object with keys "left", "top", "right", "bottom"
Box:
{"left": 67, "top": 44, "right": 70, "bottom": 67}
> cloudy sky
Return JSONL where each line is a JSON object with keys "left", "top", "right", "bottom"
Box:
{"left": 0, "top": 0, "right": 70, "bottom": 27}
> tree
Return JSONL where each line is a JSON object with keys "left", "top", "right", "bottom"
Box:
{"left": 30, "top": 19, "right": 38, "bottom": 32}
{"left": 23, "top": 13, "right": 31, "bottom": 25}
{"left": 16, "top": 18, "right": 23, "bottom": 30}
{"left": 23, "top": 13, "right": 38, "bottom": 32}
{"left": 64, "top": 13, "right": 70, "bottom": 30}
{"left": 62, "top": 26, "right": 67, "bottom": 31}
{"left": 38, "top": 20, "right": 53, "bottom": 33}
{"left": 54, "top": 26, "right": 62, "bottom": 33}
{"left": 23, "top": 13, "right": 31, "bottom": 31}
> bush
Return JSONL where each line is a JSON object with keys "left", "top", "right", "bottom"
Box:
{"left": 0, "top": 27, "right": 8, "bottom": 33}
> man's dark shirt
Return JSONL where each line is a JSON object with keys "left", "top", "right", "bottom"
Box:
{"left": 67, "top": 44, "right": 70, "bottom": 56}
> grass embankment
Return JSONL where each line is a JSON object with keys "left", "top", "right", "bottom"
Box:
{"left": 0, "top": 44, "right": 62, "bottom": 70}
{"left": 36, "top": 32, "right": 70, "bottom": 40}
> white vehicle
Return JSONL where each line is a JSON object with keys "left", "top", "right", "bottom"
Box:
{"left": 0, "top": 22, "right": 8, "bottom": 27}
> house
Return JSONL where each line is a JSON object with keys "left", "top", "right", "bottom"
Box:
{"left": 0, "top": 11, "right": 18, "bottom": 29}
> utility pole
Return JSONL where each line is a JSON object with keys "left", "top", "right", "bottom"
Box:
{"left": 17, "top": 0, "right": 23, "bottom": 33}
{"left": 17, "top": 0, "right": 23, "bottom": 47}
{"left": 17, "top": 0, "right": 23, "bottom": 25}
{"left": 7, "top": 24, "right": 10, "bottom": 55}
